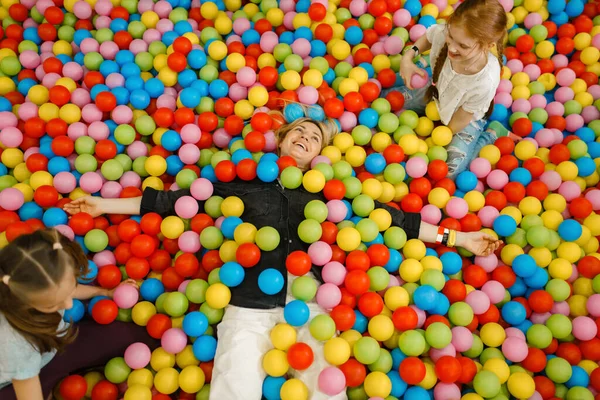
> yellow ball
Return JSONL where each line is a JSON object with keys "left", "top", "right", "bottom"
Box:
{"left": 483, "top": 358, "right": 511, "bottom": 384}
{"left": 263, "top": 349, "right": 289, "bottom": 377}
{"left": 205, "top": 282, "right": 231, "bottom": 309}
{"left": 538, "top": 72, "right": 557, "bottom": 90}
{"left": 208, "top": 41, "right": 228, "bottom": 60}
{"left": 292, "top": 12, "right": 312, "bottom": 29}
{"left": 464, "top": 191, "right": 485, "bottom": 212}
{"left": 324, "top": 337, "right": 351, "bottom": 365}
{"left": 178, "top": 365, "right": 205, "bottom": 394}
{"left": 529, "top": 247, "right": 553, "bottom": 267}
{"left": 345, "top": 145, "right": 367, "bottom": 167}
{"left": 124, "top": 385, "right": 152, "bottom": 400}
{"left": 141, "top": 10, "right": 159, "bottom": 28}
{"left": 371, "top": 132, "right": 393, "bottom": 153}
{"left": 500, "top": 206, "right": 522, "bottom": 225}
{"left": 398, "top": 134, "right": 420, "bottom": 156}
{"left": 38, "top": 103, "right": 59, "bottom": 122}
{"left": 462, "top": 394, "right": 484, "bottom": 400}
{"left": 128, "top": 369, "right": 154, "bottom": 388}
{"left": 362, "top": 178, "right": 383, "bottom": 200}
{"left": 175, "top": 345, "right": 200, "bottom": 368}
{"left": 234, "top": 99, "right": 254, "bottom": 119}
{"left": 557, "top": 242, "right": 582, "bottom": 264}
{"left": 419, "top": 362, "right": 438, "bottom": 390}
{"left": 201, "top": 2, "right": 219, "bottom": 19}
{"left": 302, "top": 170, "right": 326, "bottom": 193}
{"left": 480, "top": 322, "right": 506, "bottom": 348}
{"left": 339, "top": 78, "right": 360, "bottom": 96}
{"left": 214, "top": 16, "right": 233, "bottom": 35}
{"left": 500, "top": 244, "right": 525, "bottom": 266}
{"left": 556, "top": 161, "right": 578, "bottom": 181}
{"left": 584, "top": 213, "right": 600, "bottom": 236}
{"left": 13, "top": 183, "right": 33, "bottom": 202}
{"left": 331, "top": 40, "right": 351, "bottom": 60}
{"left": 55, "top": 77, "right": 76, "bottom": 92}
{"left": 151, "top": 347, "right": 176, "bottom": 371}
{"left": 154, "top": 368, "right": 179, "bottom": 395}
{"left": 234, "top": 222, "right": 257, "bottom": 244}
{"left": 568, "top": 294, "right": 589, "bottom": 317}
{"left": 364, "top": 371, "right": 392, "bottom": 398}
{"left": 511, "top": 6, "right": 528, "bottom": 24}
{"left": 428, "top": 187, "right": 450, "bottom": 208}
{"left": 421, "top": 255, "right": 443, "bottom": 271}
{"left": 415, "top": 117, "right": 434, "bottom": 137}
{"left": 281, "top": 70, "right": 301, "bottom": 90}
{"left": 573, "top": 277, "right": 593, "bottom": 297}
{"left": 369, "top": 208, "right": 392, "bottom": 231}
{"left": 384, "top": 286, "right": 409, "bottom": 310}
{"left": 421, "top": 3, "right": 439, "bottom": 17}
{"left": 303, "top": 69, "right": 323, "bottom": 88}
{"left": 145, "top": 155, "right": 167, "bottom": 177}
{"left": 479, "top": 145, "right": 501, "bottom": 164}
{"left": 571, "top": 78, "right": 588, "bottom": 94}
{"left": 270, "top": 323, "right": 297, "bottom": 351}
{"left": 1, "top": 148, "right": 23, "bottom": 169}
{"left": 523, "top": 0, "right": 542, "bottom": 11}
{"left": 321, "top": 145, "right": 342, "bottom": 163}
{"left": 512, "top": 85, "right": 531, "bottom": 100}
{"left": 548, "top": 258, "right": 572, "bottom": 280}
{"left": 221, "top": 196, "right": 244, "bottom": 217}
{"left": 53, "top": 40, "right": 73, "bottom": 56}
{"left": 161, "top": 216, "right": 185, "bottom": 239}
{"left": 337, "top": 227, "right": 362, "bottom": 252}
{"left": 29, "top": 170, "right": 53, "bottom": 189}
{"left": 519, "top": 196, "right": 542, "bottom": 215}
{"left": 431, "top": 126, "right": 452, "bottom": 146}
{"left": 372, "top": 54, "right": 391, "bottom": 72}
{"left": 543, "top": 193, "right": 567, "bottom": 213}
{"left": 225, "top": 53, "right": 245, "bottom": 72}
{"left": 575, "top": 32, "right": 592, "bottom": 50}
{"left": 425, "top": 101, "right": 440, "bottom": 121}
{"left": 368, "top": 315, "right": 395, "bottom": 341}
{"left": 575, "top": 91, "right": 594, "bottom": 107}
{"left": 514, "top": 140, "right": 537, "bottom": 160}
{"left": 280, "top": 379, "right": 308, "bottom": 400}
{"left": 507, "top": 372, "right": 536, "bottom": 399}
{"left": 0, "top": 77, "right": 15, "bottom": 96}
{"left": 404, "top": 239, "right": 426, "bottom": 260}
{"left": 258, "top": 53, "right": 276, "bottom": 68}
{"left": 333, "top": 132, "right": 354, "bottom": 153}
{"left": 132, "top": 301, "right": 157, "bottom": 327}
{"left": 266, "top": 8, "right": 284, "bottom": 26}
{"left": 349, "top": 67, "right": 368, "bottom": 85}
{"left": 400, "top": 259, "right": 423, "bottom": 283}
{"left": 84, "top": 372, "right": 105, "bottom": 397}
{"left": 157, "top": 67, "right": 178, "bottom": 87}
{"left": 512, "top": 72, "right": 531, "bottom": 86}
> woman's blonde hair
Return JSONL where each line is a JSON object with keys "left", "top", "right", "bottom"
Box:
{"left": 269, "top": 106, "right": 340, "bottom": 152}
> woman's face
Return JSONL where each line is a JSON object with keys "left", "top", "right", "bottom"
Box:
{"left": 279, "top": 121, "right": 323, "bottom": 170}
{"left": 445, "top": 24, "right": 485, "bottom": 62}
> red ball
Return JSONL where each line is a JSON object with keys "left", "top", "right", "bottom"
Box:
{"left": 516, "top": 35, "right": 535, "bottom": 52}
{"left": 512, "top": 118, "right": 533, "bottom": 137}
{"left": 435, "top": 356, "right": 462, "bottom": 383}
{"left": 523, "top": 157, "right": 545, "bottom": 178}
{"left": 400, "top": 193, "right": 423, "bottom": 212}
{"left": 427, "top": 159, "right": 448, "bottom": 181}
{"left": 236, "top": 158, "right": 258, "bottom": 181}
{"left": 236, "top": 242, "right": 261, "bottom": 268}
{"left": 359, "top": 81, "right": 380, "bottom": 102}
{"left": 495, "top": 136, "right": 516, "bottom": 156}
{"left": 442, "top": 279, "right": 467, "bottom": 303}
{"left": 59, "top": 375, "right": 87, "bottom": 400}
{"left": 503, "top": 182, "right": 526, "bottom": 203}
{"left": 569, "top": 197, "right": 593, "bottom": 219}
{"left": 125, "top": 257, "right": 150, "bottom": 280}
{"left": 323, "top": 98, "right": 345, "bottom": 118}
{"left": 140, "top": 213, "right": 163, "bottom": 236}
{"left": 521, "top": 347, "right": 547, "bottom": 373}
{"left": 457, "top": 357, "right": 478, "bottom": 384}
{"left": 117, "top": 219, "right": 142, "bottom": 243}
{"left": 287, "top": 342, "right": 314, "bottom": 370}
{"left": 357, "top": 291, "right": 383, "bottom": 317}
{"left": 50, "top": 136, "right": 74, "bottom": 157}
{"left": 286, "top": 250, "right": 312, "bottom": 276}
{"left": 91, "top": 299, "right": 118, "bottom": 325}
{"left": 323, "top": 179, "right": 346, "bottom": 200}
{"left": 343, "top": 91, "right": 365, "bottom": 113}
{"left": 95, "top": 91, "right": 117, "bottom": 112}
{"left": 146, "top": 313, "right": 172, "bottom": 339}
{"left": 346, "top": 250, "right": 370, "bottom": 272}
{"left": 90, "top": 380, "right": 118, "bottom": 400}
{"left": 174, "top": 253, "right": 200, "bottom": 277}
{"left": 400, "top": 357, "right": 426, "bottom": 385}
{"left": 97, "top": 265, "right": 122, "bottom": 289}
{"left": 485, "top": 190, "right": 507, "bottom": 210}
{"left": 162, "top": 267, "right": 185, "bottom": 291}
{"left": 366, "top": 244, "right": 389, "bottom": 267}
{"left": 33, "top": 185, "right": 59, "bottom": 207}
{"left": 462, "top": 264, "right": 488, "bottom": 288}
{"left": 339, "top": 359, "right": 367, "bottom": 387}
{"left": 578, "top": 255, "right": 600, "bottom": 279}
{"left": 526, "top": 180, "right": 549, "bottom": 201}
{"left": 392, "top": 306, "right": 418, "bottom": 331}
{"left": 344, "top": 270, "right": 370, "bottom": 295}
{"left": 330, "top": 304, "right": 356, "bottom": 331}
{"left": 215, "top": 160, "right": 237, "bottom": 182}
{"left": 130, "top": 234, "right": 157, "bottom": 258}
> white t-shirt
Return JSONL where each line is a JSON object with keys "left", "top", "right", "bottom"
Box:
{"left": 426, "top": 24, "right": 501, "bottom": 125}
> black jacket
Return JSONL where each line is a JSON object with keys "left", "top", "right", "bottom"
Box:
{"left": 141, "top": 180, "right": 421, "bottom": 309}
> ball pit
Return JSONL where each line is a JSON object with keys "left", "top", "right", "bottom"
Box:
{"left": 1, "top": 0, "right": 600, "bottom": 398}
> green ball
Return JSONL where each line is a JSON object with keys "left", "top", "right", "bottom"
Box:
{"left": 566, "top": 387, "right": 594, "bottom": 400}
{"left": 347, "top": 385, "right": 368, "bottom": 400}
{"left": 200, "top": 226, "right": 224, "bottom": 249}
{"left": 291, "top": 276, "right": 318, "bottom": 301}
{"left": 104, "top": 357, "right": 131, "bottom": 384}
{"left": 176, "top": 169, "right": 198, "bottom": 189}
{"left": 309, "top": 314, "right": 336, "bottom": 341}
{"left": 479, "top": 348, "right": 504, "bottom": 365}
{"left": 545, "top": 357, "right": 572, "bottom": 383}
{"left": 593, "top": 274, "right": 600, "bottom": 294}
{"left": 383, "top": 163, "right": 405, "bottom": 184}
{"left": 367, "top": 267, "right": 390, "bottom": 291}
{"left": 427, "top": 146, "right": 448, "bottom": 161}
{"left": 0, "top": 176, "right": 17, "bottom": 191}
{"left": 564, "top": 100, "right": 583, "bottom": 116}
{"left": 526, "top": 324, "right": 553, "bottom": 348}
{"left": 398, "top": 110, "right": 419, "bottom": 129}
{"left": 208, "top": 268, "right": 221, "bottom": 285}
{"left": 58, "top": 26, "right": 75, "bottom": 42}
{"left": 135, "top": 52, "right": 154, "bottom": 72}
{"left": 354, "top": 336, "right": 382, "bottom": 364}
{"left": 473, "top": 370, "right": 501, "bottom": 398}
{"left": 115, "top": 154, "right": 132, "bottom": 171}
{"left": 210, "top": 151, "right": 231, "bottom": 168}
{"left": 463, "top": 334, "right": 483, "bottom": 358}
{"left": 420, "top": 269, "right": 445, "bottom": 291}
{"left": 372, "top": 99, "right": 392, "bottom": 115}
{"left": 169, "top": 7, "right": 189, "bottom": 23}
{"left": 310, "top": 57, "right": 329, "bottom": 75}
{"left": 343, "top": 176, "right": 363, "bottom": 199}
{"left": 196, "top": 384, "right": 211, "bottom": 400}
{"left": 555, "top": 384, "right": 568, "bottom": 399}
{"left": 83, "top": 52, "right": 103, "bottom": 71}
{"left": 121, "top": 0, "right": 138, "bottom": 13}
{"left": 95, "top": 28, "right": 113, "bottom": 43}
{"left": 547, "top": 230, "right": 561, "bottom": 251}
{"left": 529, "top": 108, "right": 548, "bottom": 124}
{"left": 334, "top": 62, "right": 352, "bottom": 78}
{"left": 273, "top": 44, "right": 292, "bottom": 63}
{"left": 298, "top": 219, "right": 322, "bottom": 243}
{"left": 199, "top": 149, "right": 215, "bottom": 167}
{"left": 528, "top": 81, "right": 546, "bottom": 95}
{"left": 425, "top": 322, "right": 452, "bottom": 349}
{"left": 545, "top": 313, "right": 572, "bottom": 339}
{"left": 283, "top": 54, "right": 304, "bottom": 72}
{"left": 378, "top": 113, "right": 400, "bottom": 134}
{"left": 0, "top": 56, "right": 21, "bottom": 76}
{"left": 352, "top": 125, "right": 372, "bottom": 146}
{"left": 333, "top": 160, "right": 354, "bottom": 180}
{"left": 506, "top": 228, "right": 527, "bottom": 247}
{"left": 84, "top": 229, "right": 108, "bottom": 252}
{"left": 132, "top": 157, "right": 149, "bottom": 177}
{"left": 128, "top": 21, "right": 147, "bottom": 38}
{"left": 101, "top": 159, "right": 124, "bottom": 181}
{"left": 527, "top": 225, "right": 550, "bottom": 247}
{"left": 186, "top": 279, "right": 209, "bottom": 304}
{"left": 313, "top": 163, "right": 334, "bottom": 181}
{"left": 199, "top": 302, "right": 224, "bottom": 325}
{"left": 204, "top": 196, "right": 224, "bottom": 218}
{"left": 567, "top": 139, "right": 588, "bottom": 159}
{"left": 545, "top": 279, "right": 571, "bottom": 302}
{"left": 116, "top": 307, "right": 133, "bottom": 322}
{"left": 588, "top": 120, "right": 600, "bottom": 137}
{"left": 163, "top": 292, "right": 189, "bottom": 317}
{"left": 75, "top": 136, "right": 96, "bottom": 155}
{"left": 398, "top": 330, "right": 426, "bottom": 356}
{"left": 508, "top": 28, "right": 527, "bottom": 45}
{"left": 521, "top": 214, "right": 544, "bottom": 230}
{"left": 383, "top": 226, "right": 407, "bottom": 250}
{"left": 255, "top": 226, "right": 280, "bottom": 251}
{"left": 281, "top": 166, "right": 303, "bottom": 189}
{"left": 18, "top": 40, "right": 39, "bottom": 54}
{"left": 509, "top": 112, "right": 529, "bottom": 126}
{"left": 357, "top": 13, "right": 375, "bottom": 29}
{"left": 530, "top": 24, "right": 548, "bottom": 42}
{"left": 304, "top": 200, "right": 328, "bottom": 223}
{"left": 448, "top": 302, "right": 474, "bottom": 326}
{"left": 199, "top": 65, "right": 219, "bottom": 83}
{"left": 352, "top": 194, "right": 375, "bottom": 217}
{"left": 368, "top": 348, "right": 393, "bottom": 373}
{"left": 149, "top": 41, "right": 167, "bottom": 57}
{"left": 135, "top": 116, "right": 156, "bottom": 137}
{"left": 356, "top": 218, "right": 379, "bottom": 242}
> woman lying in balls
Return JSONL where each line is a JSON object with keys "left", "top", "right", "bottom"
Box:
{"left": 65, "top": 114, "right": 501, "bottom": 400}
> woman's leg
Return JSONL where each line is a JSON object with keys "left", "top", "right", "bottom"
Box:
{"left": 446, "top": 120, "right": 488, "bottom": 178}
{"left": 209, "top": 305, "right": 279, "bottom": 400}
{"left": 38, "top": 320, "right": 159, "bottom": 397}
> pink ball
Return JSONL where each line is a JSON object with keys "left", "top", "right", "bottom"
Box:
{"left": 393, "top": 9, "right": 411, "bottom": 26}
{"left": 451, "top": 326, "right": 473, "bottom": 352}
{"left": 565, "top": 114, "right": 584, "bottom": 132}
{"left": 534, "top": 128, "right": 556, "bottom": 148}
{"left": 308, "top": 241, "right": 332, "bottom": 266}
{"left": 80, "top": 172, "right": 103, "bottom": 194}
{"left": 350, "top": 0, "right": 368, "bottom": 16}
{"left": 95, "top": 0, "right": 113, "bottom": 15}
{"left": 19, "top": 50, "right": 41, "bottom": 69}
{"left": 88, "top": 121, "right": 110, "bottom": 141}
{"left": 178, "top": 231, "right": 201, "bottom": 253}
{"left": 589, "top": 84, "right": 600, "bottom": 100}
{"left": 233, "top": 18, "right": 251, "bottom": 35}
{"left": 71, "top": 89, "right": 92, "bottom": 108}
{"left": 405, "top": 157, "right": 428, "bottom": 178}
{"left": 582, "top": 105, "right": 600, "bottom": 123}
{"left": 558, "top": 180, "right": 581, "bottom": 201}
{"left": 154, "top": 0, "right": 172, "bottom": 17}
{"left": 481, "top": 280, "right": 505, "bottom": 304}
{"left": 190, "top": 178, "right": 214, "bottom": 201}
{"left": 228, "top": 83, "right": 248, "bottom": 102}
{"left": 175, "top": 195, "right": 199, "bottom": 219}
{"left": 0, "top": 112, "right": 18, "bottom": 130}
{"left": 546, "top": 101, "right": 565, "bottom": 116}
{"left": 100, "top": 42, "right": 119, "bottom": 60}
{"left": 410, "top": 305, "right": 426, "bottom": 328}
{"left": 298, "top": 86, "right": 319, "bottom": 105}
{"left": 80, "top": 38, "right": 99, "bottom": 54}
{"left": 264, "top": 131, "right": 277, "bottom": 152}
{"left": 318, "top": 367, "right": 346, "bottom": 396}
{"left": 529, "top": 94, "right": 547, "bottom": 109}
{"left": 81, "top": 104, "right": 103, "bottom": 123}
{"left": 506, "top": 59, "right": 523, "bottom": 73}
{"left": 409, "top": 24, "right": 427, "bottom": 43}
{"left": 505, "top": 327, "right": 526, "bottom": 340}
{"left": 498, "top": 0, "right": 513, "bottom": 12}
{"left": 445, "top": 197, "right": 468, "bottom": 219}
{"left": 585, "top": 189, "right": 600, "bottom": 210}
{"left": 478, "top": 206, "right": 500, "bottom": 228}
{"left": 180, "top": 124, "right": 201, "bottom": 144}
{"left": 475, "top": 253, "right": 498, "bottom": 273}
{"left": 429, "top": 344, "right": 456, "bottom": 362}
{"left": 311, "top": 155, "right": 332, "bottom": 168}
{"left": 212, "top": 128, "right": 232, "bottom": 148}
{"left": 552, "top": 54, "right": 569, "bottom": 69}
{"left": 494, "top": 92, "right": 513, "bottom": 108}
{"left": 465, "top": 290, "right": 490, "bottom": 315}
{"left": 572, "top": 316, "right": 598, "bottom": 341}
{"left": 120, "top": 171, "right": 142, "bottom": 189}
{"left": 529, "top": 392, "right": 544, "bottom": 400}
{"left": 410, "top": 72, "right": 429, "bottom": 89}
{"left": 54, "top": 225, "right": 74, "bottom": 241}
{"left": 539, "top": 170, "right": 562, "bottom": 191}
{"left": 470, "top": 157, "right": 492, "bottom": 178}
{"left": 524, "top": 12, "right": 542, "bottom": 29}
{"left": 179, "top": 144, "right": 201, "bottom": 165}
{"left": 530, "top": 312, "right": 551, "bottom": 324}
{"left": 124, "top": 342, "right": 151, "bottom": 369}
{"left": 556, "top": 68, "right": 576, "bottom": 86}
{"left": 127, "top": 141, "right": 148, "bottom": 159}
{"left": 93, "top": 250, "right": 116, "bottom": 267}
{"left": 502, "top": 337, "right": 528, "bottom": 362}
{"left": 236, "top": 67, "right": 257, "bottom": 87}
{"left": 316, "top": 283, "right": 342, "bottom": 309}
{"left": 339, "top": 111, "right": 358, "bottom": 131}
{"left": 112, "top": 105, "right": 133, "bottom": 124}
{"left": 326, "top": 200, "right": 348, "bottom": 223}
{"left": 586, "top": 294, "right": 600, "bottom": 317}
{"left": 552, "top": 301, "right": 570, "bottom": 315}
{"left": 0, "top": 188, "right": 25, "bottom": 212}
{"left": 161, "top": 328, "right": 188, "bottom": 354}
{"left": 291, "top": 38, "right": 311, "bottom": 58}
{"left": 178, "top": 279, "right": 191, "bottom": 294}
{"left": 260, "top": 32, "right": 279, "bottom": 53}
{"left": 434, "top": 383, "right": 462, "bottom": 400}
{"left": 486, "top": 169, "right": 509, "bottom": 190}
{"left": 420, "top": 204, "right": 442, "bottom": 224}
{"left": 555, "top": 86, "right": 574, "bottom": 103}
{"left": 322, "top": 261, "right": 347, "bottom": 286}
{"left": 511, "top": 98, "right": 532, "bottom": 114}
{"left": 113, "top": 284, "right": 139, "bottom": 309}
{"left": 497, "top": 79, "right": 513, "bottom": 93}
{"left": 0, "top": 127, "right": 23, "bottom": 148}
{"left": 384, "top": 36, "right": 404, "bottom": 55}
{"left": 101, "top": 182, "right": 123, "bottom": 199}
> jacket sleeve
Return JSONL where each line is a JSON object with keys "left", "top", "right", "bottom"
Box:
{"left": 375, "top": 201, "right": 421, "bottom": 240}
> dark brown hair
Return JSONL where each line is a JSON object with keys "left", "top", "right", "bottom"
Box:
{"left": 0, "top": 229, "right": 88, "bottom": 353}
{"left": 426, "top": 0, "right": 507, "bottom": 119}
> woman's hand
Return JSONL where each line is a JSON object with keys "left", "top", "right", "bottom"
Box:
{"left": 400, "top": 57, "right": 427, "bottom": 90}
{"left": 63, "top": 196, "right": 104, "bottom": 217}
{"left": 105, "top": 279, "right": 139, "bottom": 298}
{"left": 457, "top": 232, "right": 503, "bottom": 256}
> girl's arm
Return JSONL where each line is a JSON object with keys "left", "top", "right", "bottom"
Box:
{"left": 11, "top": 376, "right": 44, "bottom": 400}
{"left": 448, "top": 107, "right": 475, "bottom": 134}
{"left": 403, "top": 34, "right": 433, "bottom": 60}
{"left": 74, "top": 279, "right": 138, "bottom": 300}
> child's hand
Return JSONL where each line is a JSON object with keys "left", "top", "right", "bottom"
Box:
{"left": 106, "top": 279, "right": 138, "bottom": 298}
{"left": 457, "top": 231, "right": 503, "bottom": 257}
{"left": 63, "top": 196, "right": 104, "bottom": 217}
{"left": 400, "top": 58, "right": 427, "bottom": 90}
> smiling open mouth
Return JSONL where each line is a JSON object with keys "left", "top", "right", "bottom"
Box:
{"left": 294, "top": 142, "right": 307, "bottom": 151}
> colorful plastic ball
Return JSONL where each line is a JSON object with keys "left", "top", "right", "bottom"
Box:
{"left": 113, "top": 284, "right": 139, "bottom": 309}
{"left": 124, "top": 342, "right": 151, "bottom": 370}
{"left": 558, "top": 219, "right": 582, "bottom": 241}
{"left": 493, "top": 215, "right": 517, "bottom": 237}
{"left": 258, "top": 268, "right": 284, "bottom": 295}
{"left": 284, "top": 299, "right": 310, "bottom": 327}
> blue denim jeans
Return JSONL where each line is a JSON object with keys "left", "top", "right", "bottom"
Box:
{"left": 380, "top": 63, "right": 497, "bottom": 178}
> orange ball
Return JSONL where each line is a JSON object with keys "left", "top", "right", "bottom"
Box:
{"left": 400, "top": 357, "right": 426, "bottom": 385}
{"left": 435, "top": 356, "right": 462, "bottom": 383}
{"left": 287, "top": 343, "right": 314, "bottom": 370}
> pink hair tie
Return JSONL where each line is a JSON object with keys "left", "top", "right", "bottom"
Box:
{"left": 53, "top": 242, "right": 63, "bottom": 250}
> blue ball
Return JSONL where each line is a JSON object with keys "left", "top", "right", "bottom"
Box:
{"left": 262, "top": 376, "right": 286, "bottom": 400}
{"left": 241, "top": 29, "right": 261, "bottom": 46}
{"left": 352, "top": 310, "right": 368, "bottom": 333}
{"left": 78, "top": 261, "right": 98, "bottom": 284}
{"left": 383, "top": 249, "right": 402, "bottom": 273}
{"left": 565, "top": 366, "right": 589, "bottom": 388}
{"left": 512, "top": 254, "right": 537, "bottom": 278}
{"left": 201, "top": 165, "right": 217, "bottom": 182}
{"left": 501, "top": 301, "right": 527, "bottom": 325}
{"left": 490, "top": 104, "right": 508, "bottom": 121}
{"left": 418, "top": 15, "right": 436, "bottom": 28}
{"left": 309, "top": 40, "right": 326, "bottom": 57}
{"left": 429, "top": 293, "right": 450, "bottom": 315}
{"left": 365, "top": 153, "right": 387, "bottom": 174}
{"left": 456, "top": 171, "right": 478, "bottom": 192}
{"left": 547, "top": 0, "right": 565, "bottom": 13}
{"left": 558, "top": 219, "right": 582, "bottom": 241}
{"left": 113, "top": 87, "right": 130, "bottom": 105}
{"left": 42, "top": 208, "right": 68, "bottom": 227}
{"left": 182, "top": 311, "right": 209, "bottom": 337}
{"left": 565, "top": 0, "right": 583, "bottom": 17}
{"left": 121, "top": 63, "right": 141, "bottom": 79}
{"left": 257, "top": 160, "right": 279, "bottom": 183}
{"left": 187, "top": 49, "right": 207, "bottom": 69}
{"left": 403, "top": 0, "right": 422, "bottom": 16}
{"left": 192, "top": 335, "right": 217, "bottom": 361}
{"left": 180, "top": 87, "right": 201, "bottom": 108}
{"left": 19, "top": 202, "right": 43, "bottom": 220}
{"left": 388, "top": 370, "right": 408, "bottom": 398}
{"left": 284, "top": 103, "right": 305, "bottom": 122}
{"left": 231, "top": 149, "right": 253, "bottom": 165}
{"left": 140, "top": 278, "right": 165, "bottom": 302}
{"left": 166, "top": 155, "right": 184, "bottom": 176}
{"left": 575, "top": 127, "right": 595, "bottom": 143}
{"left": 527, "top": 267, "right": 549, "bottom": 289}
{"left": 129, "top": 89, "right": 151, "bottom": 109}
{"left": 493, "top": 215, "right": 517, "bottom": 237}
{"left": 575, "top": 157, "right": 596, "bottom": 177}
{"left": 161, "top": 130, "right": 182, "bottom": 152}
{"left": 358, "top": 108, "right": 379, "bottom": 128}
{"left": 404, "top": 386, "right": 430, "bottom": 400}
{"left": 63, "top": 299, "right": 85, "bottom": 323}
{"left": 294, "top": 26, "right": 313, "bottom": 41}
{"left": 145, "top": 78, "right": 165, "bottom": 98}
{"left": 413, "top": 285, "right": 438, "bottom": 311}
{"left": 258, "top": 268, "right": 284, "bottom": 295}
{"left": 391, "top": 348, "right": 406, "bottom": 370}
{"left": 345, "top": 26, "right": 364, "bottom": 46}
{"left": 284, "top": 299, "right": 310, "bottom": 327}
{"left": 508, "top": 276, "right": 528, "bottom": 298}
{"left": 219, "top": 261, "right": 245, "bottom": 287}
{"left": 509, "top": 167, "right": 532, "bottom": 186}
{"left": 209, "top": 79, "right": 229, "bottom": 99}
{"left": 306, "top": 105, "right": 325, "bottom": 122}
{"left": 221, "top": 216, "right": 243, "bottom": 239}
{"left": 440, "top": 252, "right": 462, "bottom": 275}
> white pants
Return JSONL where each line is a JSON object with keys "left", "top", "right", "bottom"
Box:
{"left": 209, "top": 274, "right": 348, "bottom": 400}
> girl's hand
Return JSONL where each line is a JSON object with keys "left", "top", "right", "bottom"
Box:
{"left": 63, "top": 196, "right": 104, "bottom": 217}
{"left": 106, "top": 279, "right": 138, "bottom": 298}
{"left": 400, "top": 57, "right": 427, "bottom": 90}
{"left": 457, "top": 232, "right": 503, "bottom": 257}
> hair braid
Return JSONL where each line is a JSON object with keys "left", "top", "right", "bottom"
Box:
{"left": 425, "top": 42, "right": 449, "bottom": 103}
